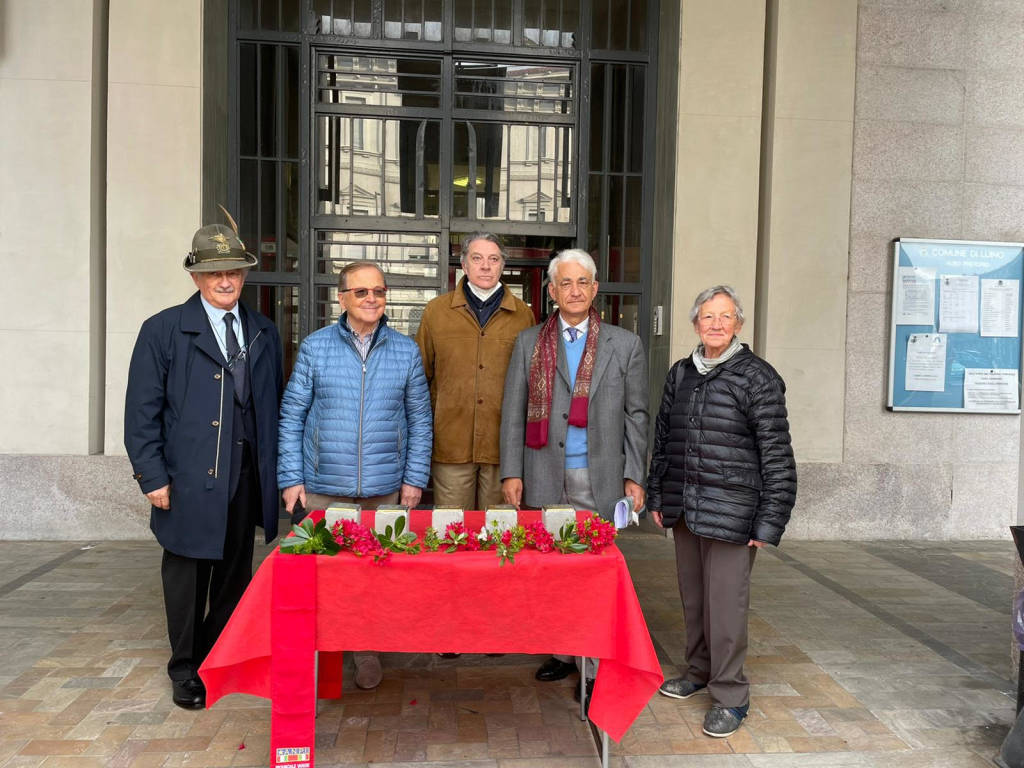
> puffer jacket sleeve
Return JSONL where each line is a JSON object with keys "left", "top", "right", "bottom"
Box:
{"left": 277, "top": 337, "right": 315, "bottom": 489}
{"left": 646, "top": 360, "right": 679, "bottom": 514}
{"left": 747, "top": 374, "right": 797, "bottom": 545}
{"left": 402, "top": 351, "right": 433, "bottom": 489}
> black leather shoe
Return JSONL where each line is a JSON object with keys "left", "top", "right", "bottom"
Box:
{"left": 535, "top": 657, "right": 577, "bottom": 682}
{"left": 573, "top": 678, "right": 595, "bottom": 703}
{"left": 437, "top": 653, "right": 462, "bottom": 658}
{"left": 171, "top": 677, "right": 205, "bottom": 710}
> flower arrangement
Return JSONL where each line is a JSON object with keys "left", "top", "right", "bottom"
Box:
{"left": 330, "top": 518, "right": 389, "bottom": 564}
{"left": 578, "top": 514, "right": 617, "bottom": 554}
{"left": 279, "top": 517, "right": 340, "bottom": 555}
{"left": 477, "top": 521, "right": 526, "bottom": 565}
{"left": 438, "top": 521, "right": 482, "bottom": 552}
{"left": 283, "top": 512, "right": 616, "bottom": 564}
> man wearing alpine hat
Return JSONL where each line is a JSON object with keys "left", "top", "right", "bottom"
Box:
{"left": 125, "top": 209, "right": 283, "bottom": 709}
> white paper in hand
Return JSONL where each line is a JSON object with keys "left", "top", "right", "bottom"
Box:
{"left": 613, "top": 496, "right": 639, "bottom": 529}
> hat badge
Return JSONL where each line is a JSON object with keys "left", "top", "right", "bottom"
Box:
{"left": 210, "top": 232, "right": 232, "bottom": 255}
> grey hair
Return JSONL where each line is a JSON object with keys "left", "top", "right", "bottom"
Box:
{"left": 338, "top": 260, "right": 385, "bottom": 291}
{"left": 688, "top": 285, "right": 745, "bottom": 324}
{"left": 547, "top": 248, "right": 597, "bottom": 283}
{"left": 459, "top": 231, "right": 507, "bottom": 264}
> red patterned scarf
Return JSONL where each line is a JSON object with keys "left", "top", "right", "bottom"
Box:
{"left": 526, "top": 308, "right": 601, "bottom": 448}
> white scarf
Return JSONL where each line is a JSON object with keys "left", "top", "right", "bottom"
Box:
{"left": 466, "top": 280, "right": 503, "bottom": 302}
{"left": 691, "top": 336, "right": 743, "bottom": 374}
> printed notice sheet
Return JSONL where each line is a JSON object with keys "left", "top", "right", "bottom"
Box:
{"left": 895, "top": 266, "right": 936, "bottom": 325}
{"left": 964, "top": 368, "right": 1019, "bottom": 411}
{"left": 980, "top": 278, "right": 1019, "bottom": 338}
{"left": 938, "top": 274, "right": 979, "bottom": 333}
{"left": 905, "top": 333, "right": 947, "bottom": 392}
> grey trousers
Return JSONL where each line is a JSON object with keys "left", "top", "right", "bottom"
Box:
{"left": 673, "top": 522, "right": 757, "bottom": 708}
{"left": 554, "top": 467, "right": 600, "bottom": 677}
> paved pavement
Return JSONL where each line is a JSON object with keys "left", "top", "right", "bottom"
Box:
{"left": 0, "top": 530, "right": 1015, "bottom": 767}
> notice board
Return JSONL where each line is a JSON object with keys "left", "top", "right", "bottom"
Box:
{"left": 887, "top": 237, "right": 1024, "bottom": 413}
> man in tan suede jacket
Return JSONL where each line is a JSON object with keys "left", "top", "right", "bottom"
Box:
{"left": 415, "top": 232, "right": 535, "bottom": 510}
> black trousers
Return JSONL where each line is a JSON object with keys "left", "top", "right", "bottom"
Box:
{"left": 161, "top": 444, "right": 258, "bottom": 681}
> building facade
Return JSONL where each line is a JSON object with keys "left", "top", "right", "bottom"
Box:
{"left": 2, "top": 0, "right": 1023, "bottom": 540}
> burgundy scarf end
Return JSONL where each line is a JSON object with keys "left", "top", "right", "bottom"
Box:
{"left": 525, "top": 420, "right": 548, "bottom": 449}
{"left": 568, "top": 397, "right": 589, "bottom": 428}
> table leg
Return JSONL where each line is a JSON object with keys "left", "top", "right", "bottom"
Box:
{"left": 578, "top": 656, "right": 587, "bottom": 722}
{"left": 600, "top": 727, "right": 609, "bottom": 768}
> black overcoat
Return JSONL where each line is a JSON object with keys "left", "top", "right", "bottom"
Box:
{"left": 125, "top": 291, "right": 283, "bottom": 558}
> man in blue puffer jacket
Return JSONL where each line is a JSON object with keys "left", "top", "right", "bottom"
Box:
{"left": 278, "top": 260, "right": 432, "bottom": 688}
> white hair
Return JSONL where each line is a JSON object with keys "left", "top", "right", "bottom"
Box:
{"left": 547, "top": 248, "right": 597, "bottom": 283}
{"left": 688, "top": 285, "right": 745, "bottom": 324}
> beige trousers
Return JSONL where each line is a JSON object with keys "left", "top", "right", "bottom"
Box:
{"left": 304, "top": 490, "right": 400, "bottom": 512}
{"left": 431, "top": 462, "right": 502, "bottom": 509}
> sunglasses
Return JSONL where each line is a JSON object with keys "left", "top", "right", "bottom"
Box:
{"left": 340, "top": 287, "right": 387, "bottom": 299}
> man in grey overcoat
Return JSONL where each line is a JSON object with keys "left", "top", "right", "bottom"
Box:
{"left": 500, "top": 248, "right": 649, "bottom": 686}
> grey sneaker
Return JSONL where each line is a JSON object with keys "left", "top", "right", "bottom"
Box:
{"left": 702, "top": 706, "right": 745, "bottom": 738}
{"left": 658, "top": 677, "right": 707, "bottom": 700}
{"left": 354, "top": 652, "right": 382, "bottom": 689}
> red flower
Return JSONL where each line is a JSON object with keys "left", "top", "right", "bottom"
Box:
{"left": 578, "top": 514, "right": 617, "bottom": 554}
{"left": 524, "top": 522, "right": 555, "bottom": 553}
{"left": 332, "top": 518, "right": 390, "bottom": 563}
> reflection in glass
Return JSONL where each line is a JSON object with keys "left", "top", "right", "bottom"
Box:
{"left": 259, "top": 0, "right": 279, "bottom": 31}
{"left": 454, "top": 0, "right": 511, "bottom": 44}
{"left": 240, "top": 44, "right": 257, "bottom": 155}
{"left": 259, "top": 46, "right": 278, "bottom": 157}
{"left": 260, "top": 161, "right": 278, "bottom": 270}
{"left": 317, "top": 231, "right": 440, "bottom": 280}
{"left": 284, "top": 47, "right": 300, "bottom": 158}
{"left": 318, "top": 116, "right": 440, "bottom": 217}
{"left": 592, "top": 0, "right": 647, "bottom": 51}
{"left": 240, "top": 159, "right": 258, "bottom": 266}
{"left": 454, "top": 61, "right": 573, "bottom": 114}
{"left": 452, "top": 122, "right": 572, "bottom": 223}
{"left": 241, "top": 284, "right": 301, "bottom": 377}
{"left": 315, "top": 0, "right": 373, "bottom": 37}
{"left": 318, "top": 55, "right": 441, "bottom": 108}
{"left": 384, "top": 0, "right": 443, "bottom": 41}
{"left": 523, "top": 0, "right": 579, "bottom": 48}
{"left": 594, "top": 293, "right": 640, "bottom": 334}
{"left": 316, "top": 285, "right": 438, "bottom": 337}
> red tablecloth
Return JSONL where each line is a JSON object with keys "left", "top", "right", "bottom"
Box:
{"left": 200, "top": 510, "right": 662, "bottom": 766}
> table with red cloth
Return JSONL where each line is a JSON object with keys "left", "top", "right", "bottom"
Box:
{"left": 200, "top": 509, "right": 663, "bottom": 768}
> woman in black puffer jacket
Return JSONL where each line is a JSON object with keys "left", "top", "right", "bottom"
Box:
{"left": 646, "top": 285, "right": 796, "bottom": 739}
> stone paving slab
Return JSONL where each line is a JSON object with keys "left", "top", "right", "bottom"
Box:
{"left": 0, "top": 532, "right": 1015, "bottom": 766}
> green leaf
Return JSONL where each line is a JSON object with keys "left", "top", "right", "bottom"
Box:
{"left": 394, "top": 516, "right": 406, "bottom": 536}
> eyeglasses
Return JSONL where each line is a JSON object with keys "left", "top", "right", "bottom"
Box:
{"left": 468, "top": 254, "right": 502, "bottom": 266}
{"left": 556, "top": 278, "right": 594, "bottom": 291}
{"left": 698, "top": 313, "right": 736, "bottom": 326}
{"left": 341, "top": 287, "right": 387, "bottom": 299}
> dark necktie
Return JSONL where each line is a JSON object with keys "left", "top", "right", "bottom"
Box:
{"left": 223, "top": 313, "right": 248, "bottom": 403}
{"left": 566, "top": 327, "right": 579, "bottom": 342}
